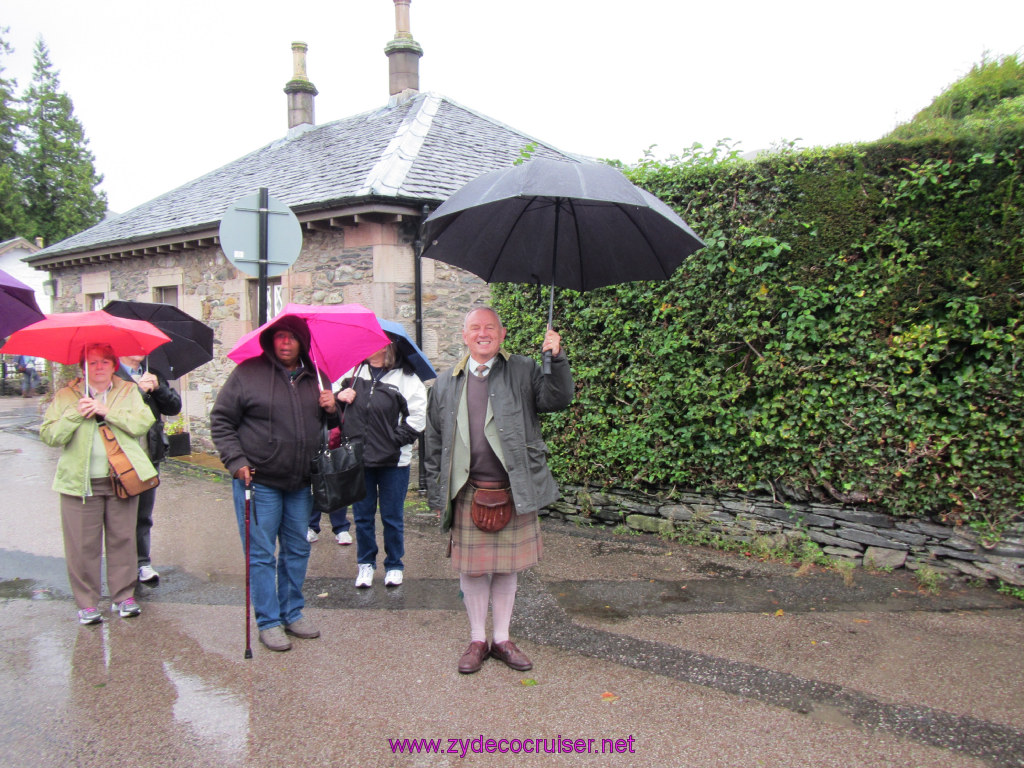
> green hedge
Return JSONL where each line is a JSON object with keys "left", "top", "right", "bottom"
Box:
{"left": 493, "top": 133, "right": 1024, "bottom": 538}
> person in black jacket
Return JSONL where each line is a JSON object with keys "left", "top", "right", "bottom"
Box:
{"left": 117, "top": 356, "right": 182, "bottom": 584}
{"left": 336, "top": 342, "right": 426, "bottom": 588}
{"left": 210, "top": 316, "right": 338, "bottom": 652}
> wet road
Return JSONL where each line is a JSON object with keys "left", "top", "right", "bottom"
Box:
{"left": 1, "top": 395, "right": 1022, "bottom": 767}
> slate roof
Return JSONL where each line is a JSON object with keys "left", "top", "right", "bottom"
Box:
{"left": 0, "top": 237, "right": 40, "bottom": 256}
{"left": 30, "top": 92, "right": 583, "bottom": 262}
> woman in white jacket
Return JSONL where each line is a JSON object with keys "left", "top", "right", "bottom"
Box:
{"left": 336, "top": 342, "right": 427, "bottom": 588}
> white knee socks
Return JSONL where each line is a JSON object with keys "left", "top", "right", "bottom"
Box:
{"left": 490, "top": 572, "right": 518, "bottom": 645}
{"left": 460, "top": 573, "right": 491, "bottom": 643}
{"left": 460, "top": 572, "right": 519, "bottom": 645}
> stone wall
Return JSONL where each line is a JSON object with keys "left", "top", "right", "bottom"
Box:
{"left": 545, "top": 485, "right": 1024, "bottom": 588}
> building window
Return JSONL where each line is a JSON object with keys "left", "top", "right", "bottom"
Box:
{"left": 153, "top": 285, "right": 179, "bottom": 307}
{"left": 86, "top": 293, "right": 105, "bottom": 311}
{"left": 247, "top": 278, "right": 283, "bottom": 323}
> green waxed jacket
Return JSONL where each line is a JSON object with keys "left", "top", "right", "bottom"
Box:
{"left": 41, "top": 377, "right": 157, "bottom": 499}
{"left": 424, "top": 348, "right": 574, "bottom": 531}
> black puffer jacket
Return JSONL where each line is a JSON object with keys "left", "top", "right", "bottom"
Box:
{"left": 340, "top": 367, "right": 422, "bottom": 468}
{"left": 210, "top": 316, "right": 337, "bottom": 491}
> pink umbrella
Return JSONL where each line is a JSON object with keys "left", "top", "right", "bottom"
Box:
{"left": 227, "top": 303, "right": 390, "bottom": 384}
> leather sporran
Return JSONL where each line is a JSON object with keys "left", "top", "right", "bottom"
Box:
{"left": 470, "top": 485, "right": 513, "bottom": 533}
{"left": 98, "top": 423, "right": 160, "bottom": 499}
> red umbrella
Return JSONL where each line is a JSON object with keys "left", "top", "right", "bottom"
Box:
{"left": 227, "top": 303, "right": 390, "bottom": 384}
{"left": 2, "top": 310, "right": 171, "bottom": 364}
{"left": 1, "top": 310, "right": 171, "bottom": 390}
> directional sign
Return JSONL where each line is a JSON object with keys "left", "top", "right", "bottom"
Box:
{"left": 219, "top": 191, "right": 303, "bottom": 278}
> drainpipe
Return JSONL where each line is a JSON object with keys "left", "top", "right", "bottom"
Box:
{"left": 415, "top": 203, "right": 430, "bottom": 491}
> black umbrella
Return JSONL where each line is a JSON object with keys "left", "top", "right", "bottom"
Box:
{"left": 102, "top": 300, "right": 214, "bottom": 378}
{"left": 421, "top": 158, "right": 704, "bottom": 371}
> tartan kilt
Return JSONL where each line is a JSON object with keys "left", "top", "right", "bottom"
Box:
{"left": 450, "top": 484, "right": 541, "bottom": 576}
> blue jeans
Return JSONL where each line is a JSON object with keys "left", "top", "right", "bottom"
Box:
{"left": 353, "top": 465, "right": 409, "bottom": 571}
{"left": 233, "top": 480, "right": 312, "bottom": 630}
{"left": 309, "top": 506, "right": 351, "bottom": 534}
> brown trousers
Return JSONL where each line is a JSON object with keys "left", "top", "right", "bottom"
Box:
{"left": 60, "top": 478, "right": 139, "bottom": 609}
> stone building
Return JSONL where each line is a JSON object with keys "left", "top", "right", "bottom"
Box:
{"left": 25, "top": 0, "right": 583, "bottom": 450}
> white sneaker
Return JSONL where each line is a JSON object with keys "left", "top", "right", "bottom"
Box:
{"left": 335, "top": 531, "right": 353, "bottom": 545}
{"left": 138, "top": 565, "right": 159, "bottom": 583}
{"left": 384, "top": 569, "right": 404, "bottom": 586}
{"left": 112, "top": 598, "right": 141, "bottom": 618}
{"left": 355, "top": 563, "right": 374, "bottom": 588}
{"left": 306, "top": 528, "right": 319, "bottom": 543}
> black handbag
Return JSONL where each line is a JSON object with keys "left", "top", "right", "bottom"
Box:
{"left": 310, "top": 420, "right": 366, "bottom": 512}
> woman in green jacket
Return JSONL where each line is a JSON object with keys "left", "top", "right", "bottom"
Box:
{"left": 41, "top": 343, "right": 156, "bottom": 625}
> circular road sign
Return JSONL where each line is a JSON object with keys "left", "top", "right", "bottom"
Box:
{"left": 218, "top": 191, "right": 303, "bottom": 278}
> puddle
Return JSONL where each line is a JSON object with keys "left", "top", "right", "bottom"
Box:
{"left": 0, "top": 577, "right": 55, "bottom": 600}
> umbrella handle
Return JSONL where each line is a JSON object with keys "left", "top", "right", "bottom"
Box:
{"left": 244, "top": 480, "right": 253, "bottom": 660}
{"left": 542, "top": 283, "right": 555, "bottom": 375}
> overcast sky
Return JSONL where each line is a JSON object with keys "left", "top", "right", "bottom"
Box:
{"left": 4, "top": 0, "right": 1023, "bottom": 215}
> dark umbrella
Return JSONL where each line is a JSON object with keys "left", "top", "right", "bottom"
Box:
{"left": 103, "top": 300, "right": 214, "bottom": 379}
{"left": 0, "top": 269, "right": 45, "bottom": 338}
{"left": 378, "top": 318, "right": 436, "bottom": 381}
{"left": 421, "top": 158, "right": 705, "bottom": 371}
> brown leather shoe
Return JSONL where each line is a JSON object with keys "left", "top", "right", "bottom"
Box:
{"left": 489, "top": 640, "right": 532, "bottom": 671}
{"left": 458, "top": 641, "right": 489, "bottom": 674}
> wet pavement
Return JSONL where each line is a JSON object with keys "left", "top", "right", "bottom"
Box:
{"left": 1, "top": 394, "right": 1022, "bottom": 767}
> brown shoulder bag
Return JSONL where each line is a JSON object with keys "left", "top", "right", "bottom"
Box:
{"left": 98, "top": 423, "right": 159, "bottom": 499}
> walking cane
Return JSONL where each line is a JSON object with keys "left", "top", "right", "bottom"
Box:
{"left": 244, "top": 476, "right": 253, "bottom": 660}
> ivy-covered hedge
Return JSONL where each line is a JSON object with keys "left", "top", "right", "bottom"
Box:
{"left": 493, "top": 132, "right": 1024, "bottom": 538}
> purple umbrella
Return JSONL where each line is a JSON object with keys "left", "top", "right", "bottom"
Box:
{"left": 0, "top": 269, "right": 44, "bottom": 339}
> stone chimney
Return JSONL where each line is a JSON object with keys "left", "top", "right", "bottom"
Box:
{"left": 284, "top": 41, "right": 318, "bottom": 129}
{"left": 385, "top": 0, "right": 423, "bottom": 103}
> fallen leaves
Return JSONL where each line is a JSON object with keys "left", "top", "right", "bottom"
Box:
{"left": 601, "top": 691, "right": 620, "bottom": 703}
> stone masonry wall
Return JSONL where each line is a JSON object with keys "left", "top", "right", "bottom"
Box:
{"left": 544, "top": 485, "right": 1024, "bottom": 588}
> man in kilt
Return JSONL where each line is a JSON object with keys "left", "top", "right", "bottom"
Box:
{"left": 425, "top": 307, "right": 573, "bottom": 674}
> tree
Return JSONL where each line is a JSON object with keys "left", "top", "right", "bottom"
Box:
{"left": 886, "top": 53, "right": 1024, "bottom": 145}
{"left": 0, "top": 27, "right": 28, "bottom": 241}
{"left": 22, "top": 37, "right": 106, "bottom": 245}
